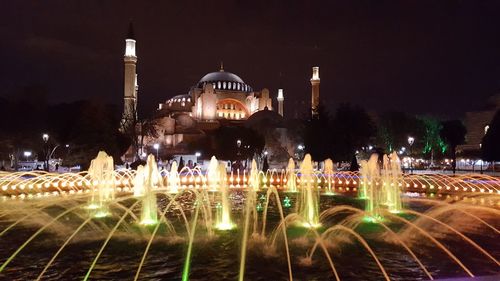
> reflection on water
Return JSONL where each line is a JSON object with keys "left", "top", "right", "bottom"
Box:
{"left": 0, "top": 193, "right": 498, "bottom": 281}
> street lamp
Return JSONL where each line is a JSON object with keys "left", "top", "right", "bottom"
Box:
{"left": 408, "top": 136, "right": 415, "bottom": 174}
{"left": 297, "top": 144, "right": 305, "bottom": 160}
{"left": 195, "top": 152, "right": 201, "bottom": 166}
{"left": 153, "top": 143, "right": 160, "bottom": 160}
{"left": 23, "top": 151, "right": 32, "bottom": 162}
{"left": 42, "top": 133, "right": 49, "bottom": 171}
{"left": 236, "top": 139, "right": 242, "bottom": 159}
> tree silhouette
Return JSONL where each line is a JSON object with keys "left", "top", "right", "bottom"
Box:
{"left": 481, "top": 109, "right": 500, "bottom": 162}
{"left": 419, "top": 116, "right": 446, "bottom": 161}
{"left": 440, "top": 120, "right": 466, "bottom": 174}
{"left": 376, "top": 111, "right": 423, "bottom": 153}
{"left": 119, "top": 105, "right": 159, "bottom": 161}
{"left": 303, "top": 105, "right": 334, "bottom": 161}
{"left": 190, "top": 126, "right": 264, "bottom": 161}
{"left": 331, "top": 103, "right": 375, "bottom": 162}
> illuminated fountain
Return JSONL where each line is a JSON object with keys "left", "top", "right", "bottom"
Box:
{"left": 285, "top": 158, "right": 297, "bottom": 192}
{"left": 359, "top": 153, "right": 383, "bottom": 220}
{"left": 358, "top": 160, "right": 369, "bottom": 199}
{"left": 382, "top": 152, "right": 403, "bottom": 213}
{"left": 87, "top": 151, "right": 115, "bottom": 217}
{"left": 139, "top": 155, "right": 161, "bottom": 225}
{"left": 167, "top": 160, "right": 180, "bottom": 193}
{"left": 360, "top": 152, "right": 404, "bottom": 221}
{"left": 239, "top": 160, "right": 260, "bottom": 281}
{"left": 214, "top": 161, "right": 234, "bottom": 230}
{"left": 324, "top": 158, "right": 335, "bottom": 195}
{"left": 249, "top": 159, "right": 260, "bottom": 191}
{"left": 133, "top": 165, "right": 145, "bottom": 197}
{"left": 207, "top": 156, "right": 219, "bottom": 191}
{"left": 297, "top": 154, "right": 320, "bottom": 228}
{"left": 0, "top": 150, "right": 498, "bottom": 281}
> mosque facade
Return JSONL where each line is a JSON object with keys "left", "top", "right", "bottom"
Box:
{"left": 120, "top": 24, "right": 319, "bottom": 161}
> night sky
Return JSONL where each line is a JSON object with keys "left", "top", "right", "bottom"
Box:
{"left": 2, "top": 1, "right": 500, "bottom": 118}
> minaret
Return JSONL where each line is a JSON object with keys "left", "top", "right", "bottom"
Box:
{"left": 277, "top": 88, "right": 284, "bottom": 117}
{"left": 310, "top": 66, "right": 320, "bottom": 118}
{"left": 121, "top": 22, "right": 138, "bottom": 131}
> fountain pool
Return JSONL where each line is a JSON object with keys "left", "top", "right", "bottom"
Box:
{"left": 0, "top": 152, "right": 498, "bottom": 281}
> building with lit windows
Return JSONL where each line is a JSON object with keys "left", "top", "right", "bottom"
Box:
{"left": 119, "top": 24, "right": 322, "bottom": 163}
{"left": 158, "top": 64, "right": 273, "bottom": 121}
{"left": 148, "top": 64, "right": 276, "bottom": 150}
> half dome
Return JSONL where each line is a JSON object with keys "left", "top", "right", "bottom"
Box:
{"left": 245, "top": 107, "right": 284, "bottom": 128}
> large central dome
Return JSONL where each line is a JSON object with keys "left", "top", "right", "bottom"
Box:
{"left": 199, "top": 70, "right": 245, "bottom": 84}
{"left": 196, "top": 67, "right": 252, "bottom": 92}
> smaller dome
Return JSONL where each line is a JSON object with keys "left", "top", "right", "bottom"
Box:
{"left": 165, "top": 94, "right": 193, "bottom": 112}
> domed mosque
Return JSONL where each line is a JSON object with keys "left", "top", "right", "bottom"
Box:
{"left": 148, "top": 63, "right": 275, "bottom": 151}
{"left": 160, "top": 63, "right": 271, "bottom": 120}
{"left": 120, "top": 24, "right": 319, "bottom": 160}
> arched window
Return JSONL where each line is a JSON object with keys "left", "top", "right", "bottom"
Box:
{"left": 216, "top": 99, "right": 250, "bottom": 120}
{"left": 485, "top": 125, "right": 490, "bottom": 135}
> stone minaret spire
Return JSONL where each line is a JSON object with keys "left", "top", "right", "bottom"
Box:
{"left": 121, "top": 22, "right": 138, "bottom": 131}
{"left": 277, "top": 88, "right": 284, "bottom": 117}
{"left": 310, "top": 66, "right": 320, "bottom": 118}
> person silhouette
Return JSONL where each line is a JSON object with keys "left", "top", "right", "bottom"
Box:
{"left": 178, "top": 157, "right": 185, "bottom": 172}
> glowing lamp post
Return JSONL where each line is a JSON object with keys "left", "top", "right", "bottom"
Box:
{"left": 236, "top": 139, "right": 242, "bottom": 159}
{"left": 64, "top": 144, "right": 70, "bottom": 160}
{"left": 297, "top": 144, "right": 305, "bottom": 160}
{"left": 42, "top": 133, "right": 49, "bottom": 171}
{"left": 23, "top": 151, "right": 32, "bottom": 162}
{"left": 195, "top": 152, "right": 201, "bottom": 164}
{"left": 153, "top": 143, "right": 160, "bottom": 160}
{"left": 408, "top": 136, "right": 415, "bottom": 174}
